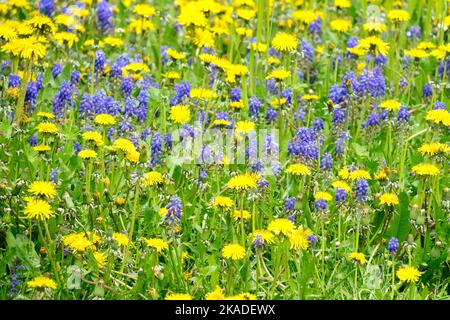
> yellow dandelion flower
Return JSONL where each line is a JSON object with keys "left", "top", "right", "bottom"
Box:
{"left": 285, "top": 163, "right": 311, "bottom": 176}
{"left": 411, "top": 163, "right": 439, "bottom": 176}
{"left": 348, "top": 252, "right": 367, "bottom": 264}
{"left": 236, "top": 8, "right": 256, "bottom": 21}
{"left": 292, "top": 9, "right": 317, "bottom": 24}
{"left": 24, "top": 199, "right": 54, "bottom": 220}
{"left": 94, "top": 252, "right": 107, "bottom": 268}
{"left": 417, "top": 42, "right": 435, "bottom": 50}
{"left": 113, "top": 232, "right": 129, "bottom": 246}
{"left": 34, "top": 145, "right": 51, "bottom": 152}
{"left": 425, "top": 109, "right": 450, "bottom": 126}
{"left": 222, "top": 243, "right": 246, "bottom": 260}
{"left": 349, "top": 169, "right": 371, "bottom": 180}
{"left": 267, "top": 218, "right": 295, "bottom": 236}
{"left": 271, "top": 32, "right": 297, "bottom": 52}
{"left": 334, "top": 0, "right": 351, "bottom": 9}
{"left": 387, "top": 9, "right": 410, "bottom": 22}
{"left": 332, "top": 180, "right": 351, "bottom": 192}
{"left": 235, "top": 120, "right": 256, "bottom": 134}
{"left": 162, "top": 71, "right": 181, "bottom": 79}
{"left": 265, "top": 68, "right": 290, "bottom": 80}
{"left": 379, "top": 193, "right": 399, "bottom": 206}
{"left": 28, "top": 181, "right": 57, "bottom": 199}
{"left": 36, "top": 122, "right": 58, "bottom": 134}
{"left": 314, "top": 191, "right": 332, "bottom": 201}
{"left": 289, "top": 227, "right": 313, "bottom": 250}
{"left": 36, "top": 112, "right": 54, "bottom": 119}
{"left": 133, "top": 4, "right": 156, "bottom": 17}
{"left": 78, "top": 149, "right": 97, "bottom": 159}
{"left": 165, "top": 293, "right": 193, "bottom": 300}
{"left": 82, "top": 131, "right": 104, "bottom": 147}
{"left": 169, "top": 105, "right": 190, "bottom": 124}
{"left": 145, "top": 238, "right": 168, "bottom": 252}
{"left": 113, "top": 138, "right": 136, "bottom": 154}
{"left": 358, "top": 36, "right": 389, "bottom": 56}
{"left": 205, "top": 286, "right": 225, "bottom": 300}
{"left": 213, "top": 196, "right": 234, "bottom": 209}
{"left": 396, "top": 266, "right": 421, "bottom": 283}
{"left": 363, "top": 21, "right": 387, "bottom": 33}
{"left": 404, "top": 48, "right": 429, "bottom": 59}
{"left": 27, "top": 276, "right": 57, "bottom": 290}
{"left": 62, "top": 233, "right": 95, "bottom": 252}
{"left": 142, "top": 171, "right": 164, "bottom": 187}
{"left": 232, "top": 209, "right": 251, "bottom": 220}
{"left": 178, "top": 4, "right": 207, "bottom": 27}
{"left": 227, "top": 173, "right": 258, "bottom": 191}
{"left": 301, "top": 94, "right": 320, "bottom": 101}
{"left": 230, "top": 100, "right": 245, "bottom": 109}
{"left": 166, "top": 48, "right": 187, "bottom": 60}
{"left": 2, "top": 37, "right": 47, "bottom": 60}
{"left": 94, "top": 114, "right": 116, "bottom": 125}
{"left": 251, "top": 229, "right": 275, "bottom": 244}
{"left": 190, "top": 88, "right": 218, "bottom": 99}
{"left": 330, "top": 18, "right": 352, "bottom": 32}
{"left": 418, "top": 143, "right": 449, "bottom": 156}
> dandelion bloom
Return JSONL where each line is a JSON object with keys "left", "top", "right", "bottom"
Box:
{"left": 28, "top": 181, "right": 57, "bottom": 199}
{"left": 82, "top": 131, "right": 104, "bottom": 146}
{"left": 251, "top": 229, "right": 275, "bottom": 244}
{"left": 212, "top": 196, "right": 234, "bottom": 209}
{"left": 169, "top": 105, "right": 190, "bottom": 124}
{"left": 190, "top": 88, "right": 217, "bottom": 99}
{"left": 348, "top": 252, "right": 367, "bottom": 264}
{"left": 289, "top": 227, "right": 313, "bottom": 250}
{"left": 379, "top": 99, "right": 401, "bottom": 111}
{"left": 24, "top": 199, "right": 54, "bottom": 220}
{"left": 332, "top": 180, "right": 351, "bottom": 192}
{"left": 358, "top": 36, "right": 389, "bottom": 56}
{"left": 334, "top": 0, "right": 350, "bottom": 8}
{"left": 265, "top": 68, "right": 291, "bottom": 80}
{"left": 387, "top": 9, "right": 410, "bottom": 22}
{"left": 78, "top": 149, "right": 97, "bottom": 159}
{"left": 94, "top": 113, "right": 116, "bottom": 125}
{"left": 113, "top": 138, "right": 136, "bottom": 153}
{"left": 205, "top": 286, "right": 225, "bottom": 300}
{"left": 94, "top": 252, "right": 107, "bottom": 268}
{"left": 62, "top": 232, "right": 96, "bottom": 252}
{"left": 166, "top": 48, "right": 186, "bottom": 60}
{"left": 232, "top": 209, "right": 251, "bottom": 220}
{"left": 2, "top": 37, "right": 47, "bottom": 60}
{"left": 36, "top": 122, "right": 58, "bottom": 134}
{"left": 285, "top": 163, "right": 311, "bottom": 176}
{"left": 292, "top": 9, "right": 317, "bottom": 24}
{"left": 144, "top": 238, "right": 169, "bottom": 252}
{"left": 33, "top": 145, "right": 51, "bottom": 152}
{"left": 363, "top": 21, "right": 387, "bottom": 33}
{"left": 165, "top": 292, "right": 193, "bottom": 300}
{"left": 267, "top": 218, "right": 295, "bottom": 236}
{"left": 379, "top": 193, "right": 399, "bottom": 206}
{"left": 235, "top": 120, "right": 256, "bottom": 134}
{"left": 330, "top": 19, "right": 352, "bottom": 32}
{"left": 301, "top": 94, "right": 320, "bottom": 101}
{"left": 37, "top": 112, "right": 55, "bottom": 119}
{"left": 222, "top": 243, "right": 246, "bottom": 260}
{"left": 425, "top": 109, "right": 450, "bottom": 126}
{"left": 133, "top": 4, "right": 156, "bottom": 17}
{"left": 142, "top": 171, "right": 164, "bottom": 187}
{"left": 404, "top": 49, "right": 428, "bottom": 59}
{"left": 271, "top": 32, "right": 297, "bottom": 52}
{"left": 396, "top": 266, "right": 421, "bottom": 283}
{"left": 227, "top": 173, "right": 258, "bottom": 191}
{"left": 349, "top": 169, "right": 371, "bottom": 180}
{"left": 27, "top": 276, "right": 57, "bottom": 290}
{"left": 314, "top": 191, "right": 332, "bottom": 202}
{"left": 418, "top": 143, "right": 449, "bottom": 156}
{"left": 411, "top": 163, "right": 439, "bottom": 176}
{"left": 113, "top": 232, "right": 129, "bottom": 246}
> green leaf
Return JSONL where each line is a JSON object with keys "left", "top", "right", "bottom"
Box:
{"left": 395, "top": 192, "right": 410, "bottom": 241}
